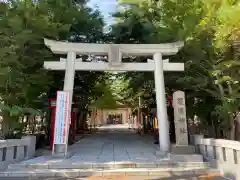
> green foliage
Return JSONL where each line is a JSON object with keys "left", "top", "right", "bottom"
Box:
{"left": 89, "top": 79, "right": 119, "bottom": 109}
{"left": 0, "top": 0, "right": 105, "bottom": 135}
{"left": 111, "top": 0, "right": 240, "bottom": 138}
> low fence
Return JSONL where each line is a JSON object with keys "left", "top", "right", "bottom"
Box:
{"left": 191, "top": 134, "right": 240, "bottom": 179}
{"left": 0, "top": 136, "right": 36, "bottom": 170}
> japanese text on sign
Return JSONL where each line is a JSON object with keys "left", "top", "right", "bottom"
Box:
{"left": 54, "top": 91, "right": 70, "bottom": 145}
{"left": 178, "top": 116, "right": 186, "bottom": 122}
{"left": 178, "top": 107, "right": 185, "bottom": 114}
{"left": 180, "top": 128, "right": 187, "bottom": 133}
{"left": 173, "top": 91, "right": 189, "bottom": 145}
{"left": 177, "top": 98, "right": 184, "bottom": 105}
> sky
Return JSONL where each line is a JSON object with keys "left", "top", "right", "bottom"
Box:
{"left": 87, "top": 0, "right": 118, "bottom": 25}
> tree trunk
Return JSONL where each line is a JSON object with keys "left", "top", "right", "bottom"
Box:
{"left": 31, "top": 116, "right": 36, "bottom": 134}
{"left": 208, "top": 117, "right": 216, "bottom": 138}
{"left": 230, "top": 117, "right": 236, "bottom": 140}
{"left": 78, "top": 112, "right": 85, "bottom": 132}
{"left": 46, "top": 108, "right": 51, "bottom": 146}
{"left": 236, "top": 113, "right": 240, "bottom": 141}
{"left": 28, "top": 115, "right": 34, "bottom": 134}
{"left": 82, "top": 112, "right": 88, "bottom": 131}
{"left": 93, "top": 109, "right": 97, "bottom": 129}
{"left": 90, "top": 109, "right": 97, "bottom": 130}
{"left": 2, "top": 112, "right": 10, "bottom": 137}
{"left": 76, "top": 110, "right": 81, "bottom": 132}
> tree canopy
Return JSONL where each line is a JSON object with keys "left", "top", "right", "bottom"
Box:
{"left": 110, "top": 0, "right": 240, "bottom": 139}
{"left": 0, "top": 0, "right": 106, "bottom": 136}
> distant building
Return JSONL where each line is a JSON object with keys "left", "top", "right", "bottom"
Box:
{"left": 93, "top": 102, "right": 131, "bottom": 125}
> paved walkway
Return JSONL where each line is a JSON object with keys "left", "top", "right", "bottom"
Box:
{"left": 21, "top": 124, "right": 161, "bottom": 165}
{"left": 68, "top": 124, "right": 159, "bottom": 163}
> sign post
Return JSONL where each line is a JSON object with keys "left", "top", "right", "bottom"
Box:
{"left": 172, "top": 91, "right": 188, "bottom": 145}
{"left": 52, "top": 91, "right": 71, "bottom": 157}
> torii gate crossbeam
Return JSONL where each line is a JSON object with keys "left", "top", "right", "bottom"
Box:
{"left": 44, "top": 61, "right": 184, "bottom": 72}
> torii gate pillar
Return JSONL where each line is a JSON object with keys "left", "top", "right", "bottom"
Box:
{"left": 54, "top": 52, "right": 76, "bottom": 155}
{"left": 154, "top": 53, "right": 170, "bottom": 152}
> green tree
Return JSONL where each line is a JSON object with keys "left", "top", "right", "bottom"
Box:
{"left": 0, "top": 0, "right": 106, "bottom": 137}
{"left": 111, "top": 0, "right": 240, "bottom": 139}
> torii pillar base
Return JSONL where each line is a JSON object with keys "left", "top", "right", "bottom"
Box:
{"left": 52, "top": 152, "right": 74, "bottom": 159}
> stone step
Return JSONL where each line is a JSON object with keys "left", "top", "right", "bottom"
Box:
{"left": 8, "top": 161, "right": 209, "bottom": 170}
{"left": 171, "top": 145, "right": 196, "bottom": 154}
{"left": 170, "top": 154, "right": 204, "bottom": 162}
{"left": 155, "top": 152, "right": 204, "bottom": 162}
{"left": 0, "top": 167, "right": 221, "bottom": 178}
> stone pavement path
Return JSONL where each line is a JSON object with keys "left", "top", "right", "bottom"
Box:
{"left": 20, "top": 124, "right": 161, "bottom": 166}
{"left": 68, "top": 124, "right": 159, "bottom": 163}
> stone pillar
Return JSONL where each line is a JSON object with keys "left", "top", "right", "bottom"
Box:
{"left": 154, "top": 53, "right": 170, "bottom": 152}
{"left": 21, "top": 135, "right": 36, "bottom": 158}
{"left": 170, "top": 91, "right": 197, "bottom": 154}
{"left": 54, "top": 51, "right": 76, "bottom": 156}
{"left": 172, "top": 91, "right": 188, "bottom": 145}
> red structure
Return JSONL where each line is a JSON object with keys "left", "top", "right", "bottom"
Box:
{"left": 167, "top": 95, "right": 172, "bottom": 106}
{"left": 49, "top": 98, "right": 77, "bottom": 151}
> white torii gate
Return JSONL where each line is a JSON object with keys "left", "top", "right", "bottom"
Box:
{"left": 44, "top": 39, "right": 184, "bottom": 157}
